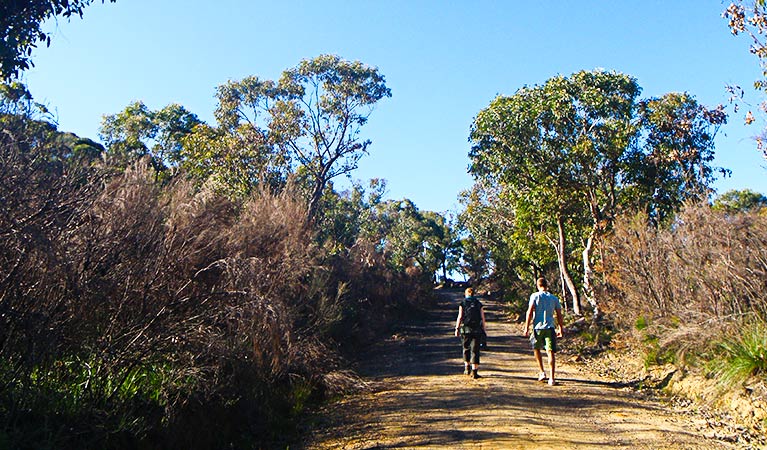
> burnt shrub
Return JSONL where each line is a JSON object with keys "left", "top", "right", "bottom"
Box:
{"left": 602, "top": 203, "right": 767, "bottom": 369}
{"left": 0, "top": 111, "right": 432, "bottom": 448}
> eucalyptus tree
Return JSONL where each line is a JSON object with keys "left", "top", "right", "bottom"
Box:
{"left": 456, "top": 235, "right": 491, "bottom": 284}
{"left": 421, "top": 210, "right": 461, "bottom": 283}
{"left": 357, "top": 197, "right": 454, "bottom": 279}
{"left": 712, "top": 188, "right": 767, "bottom": 213}
{"left": 314, "top": 178, "right": 386, "bottom": 252}
{"left": 1, "top": 82, "right": 104, "bottom": 167}
{"left": 459, "top": 180, "right": 563, "bottom": 291}
{"left": 469, "top": 71, "right": 635, "bottom": 314}
{"left": 629, "top": 93, "right": 727, "bottom": 224}
{"left": 100, "top": 101, "right": 201, "bottom": 174}
{"left": 272, "top": 55, "right": 391, "bottom": 220}
{"left": 469, "top": 70, "right": 725, "bottom": 316}
{"left": 435, "top": 211, "right": 463, "bottom": 282}
{"left": 212, "top": 55, "right": 390, "bottom": 219}
{"left": 207, "top": 75, "right": 290, "bottom": 195}
{"left": 378, "top": 199, "right": 434, "bottom": 274}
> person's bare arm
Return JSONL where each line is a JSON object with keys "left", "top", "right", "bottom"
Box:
{"left": 555, "top": 307, "right": 564, "bottom": 337}
{"left": 524, "top": 303, "right": 535, "bottom": 337}
{"left": 480, "top": 308, "right": 487, "bottom": 332}
{"left": 455, "top": 306, "right": 463, "bottom": 337}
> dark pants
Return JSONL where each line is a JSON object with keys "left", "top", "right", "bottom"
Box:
{"left": 462, "top": 333, "right": 481, "bottom": 364}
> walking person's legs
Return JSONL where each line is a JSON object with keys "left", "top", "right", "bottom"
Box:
{"left": 532, "top": 329, "right": 547, "bottom": 381}
{"left": 470, "top": 335, "right": 481, "bottom": 378}
{"left": 533, "top": 348, "right": 546, "bottom": 381}
{"left": 543, "top": 328, "right": 558, "bottom": 385}
{"left": 461, "top": 335, "right": 472, "bottom": 375}
{"left": 547, "top": 349, "right": 556, "bottom": 385}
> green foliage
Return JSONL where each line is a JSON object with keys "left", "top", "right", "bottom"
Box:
{"left": 465, "top": 70, "right": 727, "bottom": 314}
{"left": 102, "top": 55, "right": 391, "bottom": 207}
{"left": 713, "top": 322, "right": 767, "bottom": 387}
{"left": 643, "top": 344, "right": 675, "bottom": 368}
{"left": 212, "top": 54, "right": 391, "bottom": 218}
{"left": 0, "top": 358, "right": 167, "bottom": 449}
{"left": 635, "top": 316, "right": 649, "bottom": 331}
{"left": 100, "top": 101, "right": 202, "bottom": 174}
{"left": 639, "top": 334, "right": 675, "bottom": 368}
{"left": 361, "top": 197, "right": 456, "bottom": 278}
{"left": 0, "top": 0, "right": 116, "bottom": 81}
{"left": 457, "top": 235, "right": 491, "bottom": 282}
{"left": 631, "top": 93, "right": 727, "bottom": 224}
{"left": 712, "top": 188, "right": 767, "bottom": 214}
{"left": 277, "top": 55, "right": 392, "bottom": 219}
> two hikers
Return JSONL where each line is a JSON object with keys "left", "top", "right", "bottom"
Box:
{"left": 456, "top": 278, "right": 563, "bottom": 385}
{"left": 524, "top": 277, "right": 564, "bottom": 385}
{"left": 454, "top": 287, "right": 486, "bottom": 379}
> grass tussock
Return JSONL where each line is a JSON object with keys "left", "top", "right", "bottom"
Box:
{"left": 712, "top": 321, "right": 767, "bottom": 387}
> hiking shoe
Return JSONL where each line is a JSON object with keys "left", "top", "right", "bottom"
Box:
{"left": 548, "top": 378, "right": 556, "bottom": 386}
{"left": 537, "top": 372, "right": 546, "bottom": 382}
{"left": 464, "top": 366, "right": 471, "bottom": 376}
{"left": 472, "top": 370, "right": 481, "bottom": 379}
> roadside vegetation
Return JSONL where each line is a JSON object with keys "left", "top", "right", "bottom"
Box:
{"left": 3, "top": 1, "right": 767, "bottom": 447}
{"left": 457, "top": 4, "right": 767, "bottom": 430}
{"left": 0, "top": 59, "right": 452, "bottom": 447}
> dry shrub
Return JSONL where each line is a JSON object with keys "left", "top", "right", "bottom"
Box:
{"left": 0, "top": 151, "right": 324, "bottom": 447}
{"left": 1, "top": 106, "right": 435, "bottom": 448}
{"left": 1, "top": 138, "right": 429, "bottom": 448}
{"left": 603, "top": 203, "right": 767, "bottom": 356}
{"left": 0, "top": 119, "right": 106, "bottom": 369}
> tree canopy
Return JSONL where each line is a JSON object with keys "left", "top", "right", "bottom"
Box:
{"left": 712, "top": 188, "right": 767, "bottom": 213}
{"left": 1, "top": 0, "right": 116, "bottom": 81}
{"left": 466, "top": 69, "right": 726, "bottom": 314}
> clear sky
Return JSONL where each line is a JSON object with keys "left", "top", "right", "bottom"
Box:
{"left": 22, "top": 0, "right": 767, "bottom": 213}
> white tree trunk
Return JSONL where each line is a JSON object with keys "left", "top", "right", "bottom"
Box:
{"left": 582, "top": 229, "right": 600, "bottom": 318}
{"left": 556, "top": 216, "right": 581, "bottom": 315}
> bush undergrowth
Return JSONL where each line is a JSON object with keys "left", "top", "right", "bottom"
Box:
{"left": 0, "top": 126, "right": 430, "bottom": 449}
{"left": 712, "top": 321, "right": 767, "bottom": 387}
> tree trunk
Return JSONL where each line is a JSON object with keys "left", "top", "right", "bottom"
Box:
{"left": 555, "top": 216, "right": 581, "bottom": 315}
{"left": 582, "top": 228, "right": 600, "bottom": 318}
{"left": 559, "top": 269, "right": 569, "bottom": 313}
{"left": 441, "top": 259, "right": 448, "bottom": 283}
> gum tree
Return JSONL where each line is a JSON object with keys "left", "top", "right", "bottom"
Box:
{"left": 213, "top": 55, "right": 391, "bottom": 219}
{"left": 99, "top": 101, "right": 201, "bottom": 174}
{"left": 273, "top": 55, "right": 391, "bottom": 220}
{"left": 469, "top": 70, "right": 725, "bottom": 316}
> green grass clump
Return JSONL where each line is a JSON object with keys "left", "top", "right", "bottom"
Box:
{"left": 714, "top": 321, "right": 767, "bottom": 387}
{"left": 640, "top": 332, "right": 675, "bottom": 368}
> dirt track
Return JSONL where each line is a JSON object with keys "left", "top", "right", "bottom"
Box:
{"left": 302, "top": 290, "right": 736, "bottom": 449}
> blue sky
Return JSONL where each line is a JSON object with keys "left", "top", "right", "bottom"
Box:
{"left": 23, "top": 0, "right": 767, "bottom": 213}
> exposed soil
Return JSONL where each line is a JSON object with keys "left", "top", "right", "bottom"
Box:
{"left": 300, "top": 290, "right": 748, "bottom": 449}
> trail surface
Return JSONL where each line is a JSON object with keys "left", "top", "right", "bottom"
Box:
{"left": 303, "top": 290, "right": 734, "bottom": 449}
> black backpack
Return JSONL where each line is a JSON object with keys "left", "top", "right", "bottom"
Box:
{"left": 462, "top": 297, "right": 482, "bottom": 333}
